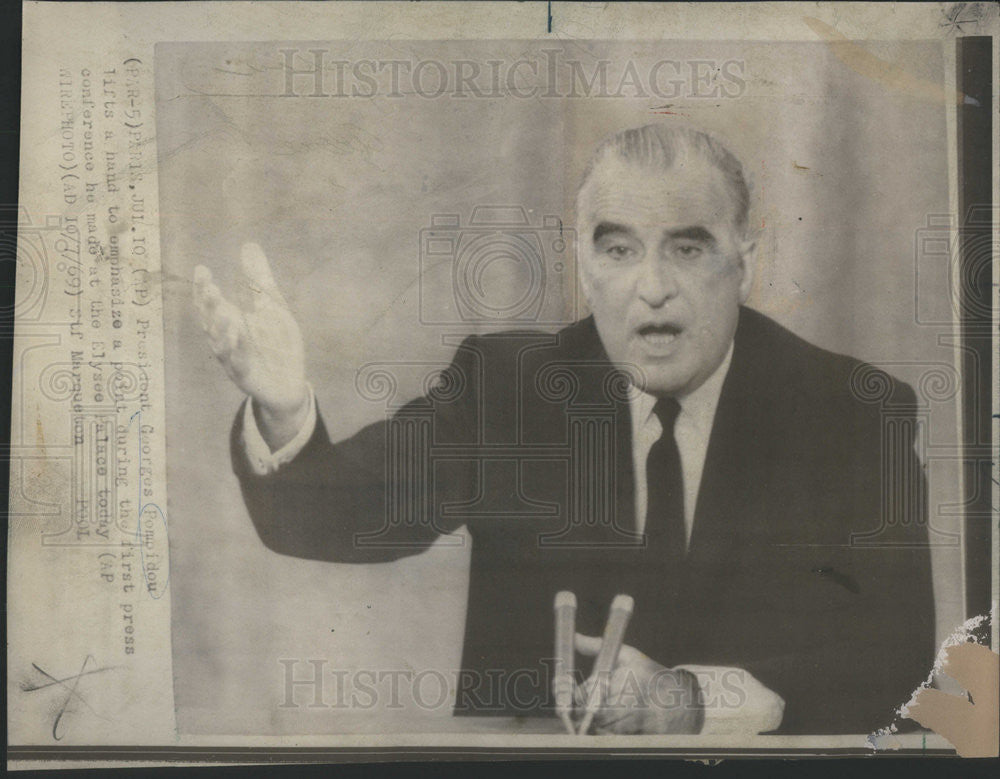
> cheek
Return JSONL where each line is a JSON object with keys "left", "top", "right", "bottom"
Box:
{"left": 585, "top": 265, "right": 631, "bottom": 308}
{"left": 693, "top": 255, "right": 743, "bottom": 298}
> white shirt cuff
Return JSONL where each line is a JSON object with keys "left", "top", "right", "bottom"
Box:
{"left": 241, "top": 385, "right": 317, "bottom": 476}
{"left": 676, "top": 664, "right": 785, "bottom": 735}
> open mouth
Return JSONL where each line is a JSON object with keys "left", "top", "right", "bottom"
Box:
{"left": 637, "top": 322, "right": 682, "bottom": 347}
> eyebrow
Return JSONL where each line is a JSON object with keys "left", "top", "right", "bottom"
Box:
{"left": 592, "top": 222, "right": 718, "bottom": 245}
{"left": 592, "top": 221, "right": 633, "bottom": 243}
{"left": 666, "top": 226, "right": 717, "bottom": 245}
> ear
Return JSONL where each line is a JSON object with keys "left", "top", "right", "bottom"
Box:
{"left": 575, "top": 217, "right": 595, "bottom": 304}
{"left": 735, "top": 236, "right": 757, "bottom": 304}
{"left": 578, "top": 252, "right": 594, "bottom": 303}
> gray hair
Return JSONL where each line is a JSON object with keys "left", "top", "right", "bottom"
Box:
{"left": 578, "top": 124, "right": 751, "bottom": 234}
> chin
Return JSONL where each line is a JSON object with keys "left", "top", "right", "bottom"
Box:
{"left": 622, "top": 351, "right": 685, "bottom": 395}
{"left": 643, "top": 380, "right": 686, "bottom": 397}
{"left": 631, "top": 367, "right": 687, "bottom": 397}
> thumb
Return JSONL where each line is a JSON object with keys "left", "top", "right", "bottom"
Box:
{"left": 193, "top": 264, "right": 213, "bottom": 288}
{"left": 574, "top": 633, "right": 602, "bottom": 657}
{"left": 240, "top": 241, "right": 285, "bottom": 306}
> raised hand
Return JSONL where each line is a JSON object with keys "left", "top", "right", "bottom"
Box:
{"left": 193, "top": 242, "right": 310, "bottom": 449}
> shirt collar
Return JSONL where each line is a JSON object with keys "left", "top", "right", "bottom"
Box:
{"left": 630, "top": 340, "right": 735, "bottom": 434}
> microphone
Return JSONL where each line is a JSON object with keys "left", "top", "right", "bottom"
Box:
{"left": 578, "top": 594, "right": 634, "bottom": 735}
{"left": 553, "top": 591, "right": 577, "bottom": 735}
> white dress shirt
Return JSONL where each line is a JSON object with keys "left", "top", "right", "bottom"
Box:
{"left": 241, "top": 343, "right": 784, "bottom": 733}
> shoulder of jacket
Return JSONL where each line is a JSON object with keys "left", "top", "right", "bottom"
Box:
{"left": 738, "top": 306, "right": 918, "bottom": 415}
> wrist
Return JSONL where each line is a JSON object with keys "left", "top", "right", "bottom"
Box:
{"left": 253, "top": 384, "right": 311, "bottom": 451}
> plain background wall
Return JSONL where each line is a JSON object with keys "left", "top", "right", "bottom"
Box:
{"left": 155, "top": 40, "right": 962, "bottom": 734}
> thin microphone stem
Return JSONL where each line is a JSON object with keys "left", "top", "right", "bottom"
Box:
{"left": 578, "top": 594, "right": 634, "bottom": 736}
{"left": 553, "top": 591, "right": 576, "bottom": 736}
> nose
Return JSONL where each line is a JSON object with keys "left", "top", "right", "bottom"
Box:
{"left": 636, "top": 256, "right": 679, "bottom": 307}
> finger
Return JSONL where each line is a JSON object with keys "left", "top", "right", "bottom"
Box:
{"left": 575, "top": 671, "right": 613, "bottom": 713}
{"left": 589, "top": 674, "right": 631, "bottom": 727}
{"left": 208, "top": 304, "right": 242, "bottom": 356}
{"left": 240, "top": 241, "right": 285, "bottom": 308}
{"left": 594, "top": 712, "right": 641, "bottom": 735}
{"left": 207, "top": 297, "right": 238, "bottom": 341}
{"left": 574, "top": 633, "right": 602, "bottom": 657}
{"left": 194, "top": 278, "right": 224, "bottom": 326}
{"left": 604, "top": 665, "right": 641, "bottom": 706}
{"left": 193, "top": 264, "right": 213, "bottom": 291}
{"left": 225, "top": 326, "right": 250, "bottom": 378}
{"left": 574, "top": 634, "right": 646, "bottom": 668}
{"left": 206, "top": 300, "right": 246, "bottom": 362}
{"left": 615, "top": 643, "right": 646, "bottom": 666}
{"left": 591, "top": 671, "right": 645, "bottom": 732}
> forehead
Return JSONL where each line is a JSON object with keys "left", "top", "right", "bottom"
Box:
{"left": 578, "top": 154, "right": 738, "bottom": 232}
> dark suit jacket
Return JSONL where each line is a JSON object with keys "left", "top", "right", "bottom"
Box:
{"left": 232, "top": 306, "right": 935, "bottom": 734}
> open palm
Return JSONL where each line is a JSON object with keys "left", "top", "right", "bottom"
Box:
{"left": 193, "top": 242, "right": 308, "bottom": 418}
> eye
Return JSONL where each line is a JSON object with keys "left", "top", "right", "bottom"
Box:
{"left": 593, "top": 228, "right": 642, "bottom": 262}
{"left": 605, "top": 244, "right": 636, "bottom": 261}
{"left": 675, "top": 243, "right": 704, "bottom": 259}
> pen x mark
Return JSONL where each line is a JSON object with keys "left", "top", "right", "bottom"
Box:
{"left": 21, "top": 656, "right": 118, "bottom": 740}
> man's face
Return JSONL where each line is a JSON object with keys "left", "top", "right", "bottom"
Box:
{"left": 577, "top": 154, "right": 755, "bottom": 397}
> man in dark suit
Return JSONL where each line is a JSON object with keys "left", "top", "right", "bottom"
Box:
{"left": 193, "top": 124, "right": 935, "bottom": 735}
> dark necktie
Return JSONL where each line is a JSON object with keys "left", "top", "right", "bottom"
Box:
{"left": 620, "top": 396, "right": 687, "bottom": 659}
{"left": 645, "top": 396, "right": 685, "bottom": 564}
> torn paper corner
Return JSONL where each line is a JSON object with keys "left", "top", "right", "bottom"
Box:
{"left": 868, "top": 607, "right": 997, "bottom": 752}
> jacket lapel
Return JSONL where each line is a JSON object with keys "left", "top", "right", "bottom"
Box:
{"left": 686, "top": 308, "right": 772, "bottom": 580}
